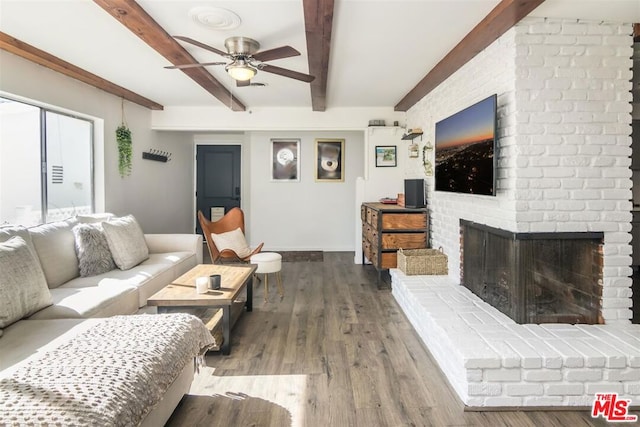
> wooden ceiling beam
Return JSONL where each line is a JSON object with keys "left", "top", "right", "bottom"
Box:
{"left": 93, "top": 0, "right": 246, "bottom": 112}
{"left": 0, "top": 31, "right": 163, "bottom": 110}
{"left": 395, "top": 0, "right": 546, "bottom": 112}
{"left": 303, "top": 0, "right": 334, "bottom": 111}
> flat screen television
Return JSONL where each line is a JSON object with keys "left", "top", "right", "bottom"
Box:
{"left": 435, "top": 94, "right": 497, "bottom": 196}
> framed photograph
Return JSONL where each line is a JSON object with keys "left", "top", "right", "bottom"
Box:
{"left": 375, "top": 145, "right": 397, "bottom": 167}
{"left": 315, "top": 139, "right": 345, "bottom": 182}
{"left": 271, "top": 139, "right": 300, "bottom": 181}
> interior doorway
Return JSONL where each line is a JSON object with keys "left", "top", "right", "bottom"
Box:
{"left": 195, "top": 145, "right": 242, "bottom": 235}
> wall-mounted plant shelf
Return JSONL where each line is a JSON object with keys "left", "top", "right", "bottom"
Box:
{"left": 401, "top": 131, "right": 423, "bottom": 141}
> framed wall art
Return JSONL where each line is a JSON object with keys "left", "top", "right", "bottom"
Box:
{"left": 271, "top": 139, "right": 300, "bottom": 182}
{"left": 315, "top": 139, "right": 344, "bottom": 182}
{"left": 375, "top": 145, "right": 397, "bottom": 167}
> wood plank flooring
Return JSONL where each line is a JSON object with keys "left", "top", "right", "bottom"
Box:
{"left": 166, "top": 252, "right": 638, "bottom": 427}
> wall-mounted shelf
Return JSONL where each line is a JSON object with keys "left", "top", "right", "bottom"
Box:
{"left": 142, "top": 149, "right": 172, "bottom": 162}
{"left": 401, "top": 131, "right": 423, "bottom": 141}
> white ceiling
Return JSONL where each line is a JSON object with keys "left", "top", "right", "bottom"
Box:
{"left": 1, "top": 0, "right": 639, "bottom": 111}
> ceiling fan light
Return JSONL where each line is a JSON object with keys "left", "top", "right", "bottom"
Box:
{"left": 226, "top": 63, "right": 257, "bottom": 81}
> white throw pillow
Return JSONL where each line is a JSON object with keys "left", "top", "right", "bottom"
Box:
{"left": 0, "top": 225, "right": 38, "bottom": 257}
{"left": 28, "top": 218, "right": 80, "bottom": 288}
{"left": 76, "top": 212, "right": 115, "bottom": 224}
{"left": 102, "top": 215, "right": 149, "bottom": 270}
{"left": 211, "top": 227, "right": 251, "bottom": 258}
{"left": 0, "top": 236, "right": 52, "bottom": 330}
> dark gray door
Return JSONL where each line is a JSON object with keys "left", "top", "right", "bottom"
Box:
{"left": 196, "top": 145, "right": 241, "bottom": 234}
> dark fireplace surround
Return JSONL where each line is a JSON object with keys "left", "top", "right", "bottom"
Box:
{"left": 460, "top": 220, "right": 604, "bottom": 324}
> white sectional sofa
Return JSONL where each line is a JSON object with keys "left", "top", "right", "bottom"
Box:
{"left": 0, "top": 214, "right": 207, "bottom": 426}
{"left": 3, "top": 216, "right": 202, "bottom": 320}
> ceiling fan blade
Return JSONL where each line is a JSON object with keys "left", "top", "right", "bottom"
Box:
{"left": 173, "top": 36, "right": 228, "bottom": 57}
{"left": 164, "top": 62, "right": 226, "bottom": 70}
{"left": 260, "top": 64, "right": 315, "bottom": 83}
{"left": 252, "top": 46, "right": 300, "bottom": 62}
{"left": 236, "top": 79, "right": 251, "bottom": 87}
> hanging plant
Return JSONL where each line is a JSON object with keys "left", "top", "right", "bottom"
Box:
{"left": 116, "top": 124, "right": 132, "bottom": 177}
{"left": 116, "top": 99, "right": 132, "bottom": 177}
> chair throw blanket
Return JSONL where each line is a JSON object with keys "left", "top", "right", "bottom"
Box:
{"left": 0, "top": 313, "right": 215, "bottom": 426}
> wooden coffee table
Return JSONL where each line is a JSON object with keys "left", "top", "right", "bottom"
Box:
{"left": 147, "top": 264, "right": 256, "bottom": 355}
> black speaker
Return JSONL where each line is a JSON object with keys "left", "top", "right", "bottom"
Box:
{"left": 404, "top": 179, "right": 425, "bottom": 208}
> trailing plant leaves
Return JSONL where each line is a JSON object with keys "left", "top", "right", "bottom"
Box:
{"left": 116, "top": 125, "right": 132, "bottom": 177}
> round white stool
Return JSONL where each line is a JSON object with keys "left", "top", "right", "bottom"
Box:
{"left": 250, "top": 252, "right": 283, "bottom": 302}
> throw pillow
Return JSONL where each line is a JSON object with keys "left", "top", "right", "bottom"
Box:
{"left": 211, "top": 227, "right": 251, "bottom": 258}
{"left": 76, "top": 213, "right": 115, "bottom": 224}
{"left": 102, "top": 215, "right": 149, "bottom": 270}
{"left": 0, "top": 236, "right": 52, "bottom": 329}
{"left": 0, "top": 225, "right": 38, "bottom": 258}
{"left": 72, "top": 223, "right": 116, "bottom": 277}
{"left": 28, "top": 218, "right": 80, "bottom": 288}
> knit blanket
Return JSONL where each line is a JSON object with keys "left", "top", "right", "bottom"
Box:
{"left": 0, "top": 313, "right": 215, "bottom": 426}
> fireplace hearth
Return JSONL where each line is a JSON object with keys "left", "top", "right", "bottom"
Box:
{"left": 461, "top": 220, "right": 604, "bottom": 324}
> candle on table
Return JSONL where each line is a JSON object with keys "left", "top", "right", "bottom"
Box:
{"left": 195, "top": 277, "right": 209, "bottom": 294}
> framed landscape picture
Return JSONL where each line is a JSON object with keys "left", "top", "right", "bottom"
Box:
{"left": 375, "top": 145, "right": 397, "bottom": 167}
{"left": 315, "top": 139, "right": 344, "bottom": 182}
{"left": 271, "top": 139, "right": 300, "bottom": 182}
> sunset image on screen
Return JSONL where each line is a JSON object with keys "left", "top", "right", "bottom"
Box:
{"left": 435, "top": 95, "right": 496, "bottom": 196}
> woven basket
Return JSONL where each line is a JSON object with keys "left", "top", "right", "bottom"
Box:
{"left": 397, "top": 247, "right": 448, "bottom": 275}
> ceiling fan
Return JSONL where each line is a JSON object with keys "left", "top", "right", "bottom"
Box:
{"left": 166, "top": 36, "right": 315, "bottom": 86}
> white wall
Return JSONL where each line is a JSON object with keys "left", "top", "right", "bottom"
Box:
{"left": 197, "top": 131, "right": 365, "bottom": 251}
{"left": 362, "top": 126, "right": 410, "bottom": 200}
{"left": 122, "top": 129, "right": 194, "bottom": 233}
{"left": 513, "top": 18, "right": 633, "bottom": 324}
{"left": 406, "top": 18, "right": 634, "bottom": 324}
{"left": 0, "top": 51, "right": 195, "bottom": 233}
{"left": 407, "top": 26, "right": 518, "bottom": 267}
{"left": 152, "top": 105, "right": 404, "bottom": 131}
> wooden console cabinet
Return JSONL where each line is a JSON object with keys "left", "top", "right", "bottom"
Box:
{"left": 361, "top": 202, "right": 429, "bottom": 274}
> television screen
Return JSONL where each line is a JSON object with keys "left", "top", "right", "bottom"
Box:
{"left": 435, "top": 94, "right": 497, "bottom": 196}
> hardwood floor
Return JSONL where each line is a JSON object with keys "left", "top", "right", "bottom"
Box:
{"left": 166, "top": 252, "right": 637, "bottom": 426}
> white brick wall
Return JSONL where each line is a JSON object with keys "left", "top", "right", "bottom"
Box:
{"left": 405, "top": 18, "right": 634, "bottom": 323}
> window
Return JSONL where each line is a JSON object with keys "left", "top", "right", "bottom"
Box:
{"left": 0, "top": 97, "right": 94, "bottom": 226}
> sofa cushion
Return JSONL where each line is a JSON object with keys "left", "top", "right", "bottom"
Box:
{"left": 29, "top": 219, "right": 79, "bottom": 288}
{"left": 0, "top": 236, "right": 52, "bottom": 330}
{"left": 0, "top": 318, "right": 88, "bottom": 373}
{"left": 72, "top": 223, "right": 116, "bottom": 277}
{"left": 211, "top": 227, "right": 251, "bottom": 258}
{"left": 103, "top": 215, "right": 149, "bottom": 270}
{"left": 60, "top": 251, "right": 197, "bottom": 307}
{"left": 28, "top": 282, "right": 139, "bottom": 320}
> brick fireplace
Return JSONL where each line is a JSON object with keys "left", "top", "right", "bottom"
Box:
{"left": 404, "top": 18, "right": 634, "bottom": 324}
{"left": 394, "top": 17, "right": 638, "bottom": 408}
{"left": 460, "top": 220, "right": 604, "bottom": 325}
